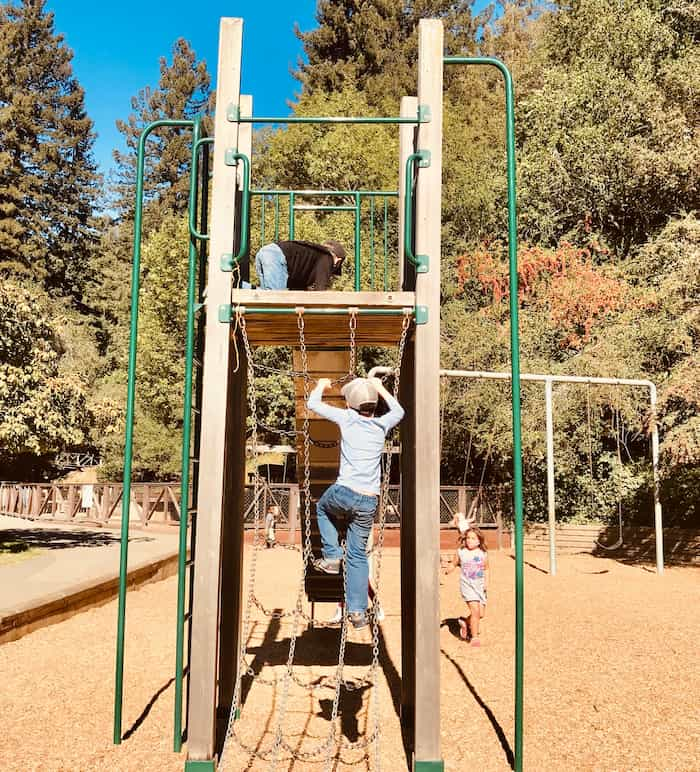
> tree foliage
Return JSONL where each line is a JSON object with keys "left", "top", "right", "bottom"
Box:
{"left": 0, "top": 0, "right": 100, "bottom": 300}
{"left": 112, "top": 38, "right": 213, "bottom": 224}
{"left": 0, "top": 278, "right": 90, "bottom": 476}
{"left": 517, "top": 0, "right": 699, "bottom": 254}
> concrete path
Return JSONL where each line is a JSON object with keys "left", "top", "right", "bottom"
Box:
{"left": 0, "top": 514, "right": 181, "bottom": 643}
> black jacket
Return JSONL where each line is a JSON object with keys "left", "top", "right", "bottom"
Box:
{"left": 277, "top": 241, "right": 335, "bottom": 290}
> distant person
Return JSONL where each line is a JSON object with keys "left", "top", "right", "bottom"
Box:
{"left": 265, "top": 505, "right": 279, "bottom": 548}
{"left": 254, "top": 240, "right": 346, "bottom": 290}
{"left": 445, "top": 526, "right": 489, "bottom": 647}
{"left": 307, "top": 376, "right": 404, "bottom": 630}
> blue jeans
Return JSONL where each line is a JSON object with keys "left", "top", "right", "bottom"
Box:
{"left": 255, "top": 243, "right": 288, "bottom": 290}
{"left": 315, "top": 483, "right": 377, "bottom": 613}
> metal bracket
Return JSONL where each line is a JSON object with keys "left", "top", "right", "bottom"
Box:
{"left": 414, "top": 305, "right": 429, "bottom": 324}
{"left": 418, "top": 104, "right": 432, "bottom": 123}
{"left": 218, "top": 304, "right": 233, "bottom": 323}
{"left": 416, "top": 149, "right": 431, "bottom": 168}
{"left": 194, "top": 302, "right": 204, "bottom": 313}
{"left": 220, "top": 253, "right": 234, "bottom": 272}
{"left": 413, "top": 254, "right": 429, "bottom": 273}
{"left": 225, "top": 148, "right": 242, "bottom": 166}
{"left": 227, "top": 103, "right": 240, "bottom": 122}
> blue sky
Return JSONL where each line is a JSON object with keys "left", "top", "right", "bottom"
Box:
{"left": 45, "top": 1, "right": 491, "bottom": 180}
{"left": 45, "top": 1, "right": 319, "bottom": 178}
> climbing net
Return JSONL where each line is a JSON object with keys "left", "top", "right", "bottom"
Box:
{"left": 220, "top": 307, "right": 411, "bottom": 770}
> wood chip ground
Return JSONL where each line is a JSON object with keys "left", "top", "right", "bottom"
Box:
{"left": 1, "top": 548, "right": 698, "bottom": 771}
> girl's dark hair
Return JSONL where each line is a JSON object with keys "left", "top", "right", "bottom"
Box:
{"left": 458, "top": 527, "right": 487, "bottom": 551}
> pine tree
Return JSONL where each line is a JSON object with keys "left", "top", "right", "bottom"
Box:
{"left": 295, "top": 0, "right": 488, "bottom": 107}
{"left": 112, "top": 38, "right": 213, "bottom": 224}
{"left": 0, "top": 0, "right": 100, "bottom": 300}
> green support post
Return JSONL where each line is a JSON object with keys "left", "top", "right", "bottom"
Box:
{"left": 383, "top": 196, "right": 389, "bottom": 290}
{"left": 354, "top": 191, "right": 361, "bottom": 290}
{"left": 404, "top": 150, "right": 431, "bottom": 273}
{"left": 113, "top": 118, "right": 194, "bottom": 747}
{"left": 173, "top": 115, "right": 205, "bottom": 752}
{"left": 370, "top": 196, "right": 375, "bottom": 289}
{"left": 444, "top": 55, "right": 523, "bottom": 772}
{"left": 289, "top": 191, "right": 295, "bottom": 239}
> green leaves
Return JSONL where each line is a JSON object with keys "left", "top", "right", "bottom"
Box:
{"left": 0, "top": 279, "right": 89, "bottom": 464}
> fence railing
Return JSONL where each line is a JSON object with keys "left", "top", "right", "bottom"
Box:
{"left": 0, "top": 481, "right": 502, "bottom": 532}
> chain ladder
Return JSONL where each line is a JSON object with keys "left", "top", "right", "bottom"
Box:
{"left": 221, "top": 312, "right": 264, "bottom": 769}
{"left": 221, "top": 308, "right": 413, "bottom": 769}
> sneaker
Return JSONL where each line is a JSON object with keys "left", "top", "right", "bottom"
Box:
{"left": 328, "top": 605, "right": 343, "bottom": 624}
{"left": 313, "top": 557, "right": 340, "bottom": 575}
{"left": 372, "top": 603, "right": 385, "bottom": 622}
{"left": 348, "top": 611, "right": 369, "bottom": 630}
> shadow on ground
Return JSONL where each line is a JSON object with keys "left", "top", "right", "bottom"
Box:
{"left": 0, "top": 528, "right": 153, "bottom": 550}
{"left": 212, "top": 611, "right": 412, "bottom": 767}
{"left": 441, "top": 647, "right": 515, "bottom": 770}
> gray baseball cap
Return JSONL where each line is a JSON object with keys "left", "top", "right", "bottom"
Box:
{"left": 341, "top": 378, "right": 378, "bottom": 411}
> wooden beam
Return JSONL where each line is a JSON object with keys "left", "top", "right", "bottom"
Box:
{"left": 187, "top": 17, "right": 242, "bottom": 763}
{"left": 412, "top": 19, "right": 443, "bottom": 769}
{"left": 217, "top": 92, "right": 253, "bottom": 750}
{"left": 399, "top": 94, "right": 419, "bottom": 740}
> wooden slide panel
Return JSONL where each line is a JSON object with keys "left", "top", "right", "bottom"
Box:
{"left": 293, "top": 349, "right": 349, "bottom": 604}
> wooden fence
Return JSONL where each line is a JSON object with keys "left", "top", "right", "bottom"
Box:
{"left": 521, "top": 523, "right": 700, "bottom": 565}
{"left": 0, "top": 482, "right": 502, "bottom": 534}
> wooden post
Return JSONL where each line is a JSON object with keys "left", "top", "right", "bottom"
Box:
{"left": 412, "top": 19, "right": 443, "bottom": 771}
{"left": 398, "top": 94, "right": 418, "bottom": 740}
{"left": 217, "top": 91, "right": 252, "bottom": 746}
{"left": 187, "top": 17, "right": 243, "bottom": 764}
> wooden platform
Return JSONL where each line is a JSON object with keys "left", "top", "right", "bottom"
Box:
{"left": 230, "top": 289, "right": 415, "bottom": 347}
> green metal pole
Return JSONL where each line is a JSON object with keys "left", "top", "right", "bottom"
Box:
{"left": 444, "top": 55, "right": 523, "bottom": 772}
{"left": 261, "top": 196, "right": 266, "bottom": 245}
{"left": 384, "top": 197, "right": 389, "bottom": 291}
{"left": 370, "top": 196, "right": 375, "bottom": 290}
{"left": 235, "top": 114, "right": 426, "bottom": 126}
{"left": 114, "top": 118, "right": 193, "bottom": 746}
{"left": 274, "top": 193, "right": 280, "bottom": 240}
{"left": 173, "top": 116, "right": 202, "bottom": 752}
{"left": 188, "top": 137, "right": 214, "bottom": 241}
{"left": 354, "top": 192, "right": 361, "bottom": 291}
{"left": 289, "top": 191, "right": 295, "bottom": 239}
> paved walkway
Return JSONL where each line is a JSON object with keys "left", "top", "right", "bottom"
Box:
{"left": 0, "top": 514, "right": 181, "bottom": 642}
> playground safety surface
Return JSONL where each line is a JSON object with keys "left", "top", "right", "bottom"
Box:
{"left": 0, "top": 544, "right": 698, "bottom": 771}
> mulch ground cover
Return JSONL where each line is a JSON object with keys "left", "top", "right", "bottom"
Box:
{"left": 0, "top": 547, "right": 698, "bottom": 771}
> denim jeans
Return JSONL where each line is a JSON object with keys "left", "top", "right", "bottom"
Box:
{"left": 315, "top": 483, "right": 377, "bottom": 613}
{"left": 255, "top": 243, "right": 288, "bottom": 290}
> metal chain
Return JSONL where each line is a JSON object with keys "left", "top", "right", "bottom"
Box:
{"left": 371, "top": 310, "right": 411, "bottom": 770}
{"left": 221, "top": 308, "right": 413, "bottom": 770}
{"left": 221, "top": 312, "right": 263, "bottom": 770}
{"left": 348, "top": 307, "right": 358, "bottom": 375}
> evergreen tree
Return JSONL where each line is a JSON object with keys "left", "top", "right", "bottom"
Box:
{"left": 0, "top": 0, "right": 100, "bottom": 300}
{"left": 295, "top": 0, "right": 489, "bottom": 107}
{"left": 112, "top": 38, "right": 213, "bottom": 224}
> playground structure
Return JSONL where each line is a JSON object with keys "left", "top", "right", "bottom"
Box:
{"left": 113, "top": 18, "right": 525, "bottom": 772}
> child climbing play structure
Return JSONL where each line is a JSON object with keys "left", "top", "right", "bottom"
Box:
{"left": 113, "top": 17, "right": 525, "bottom": 772}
